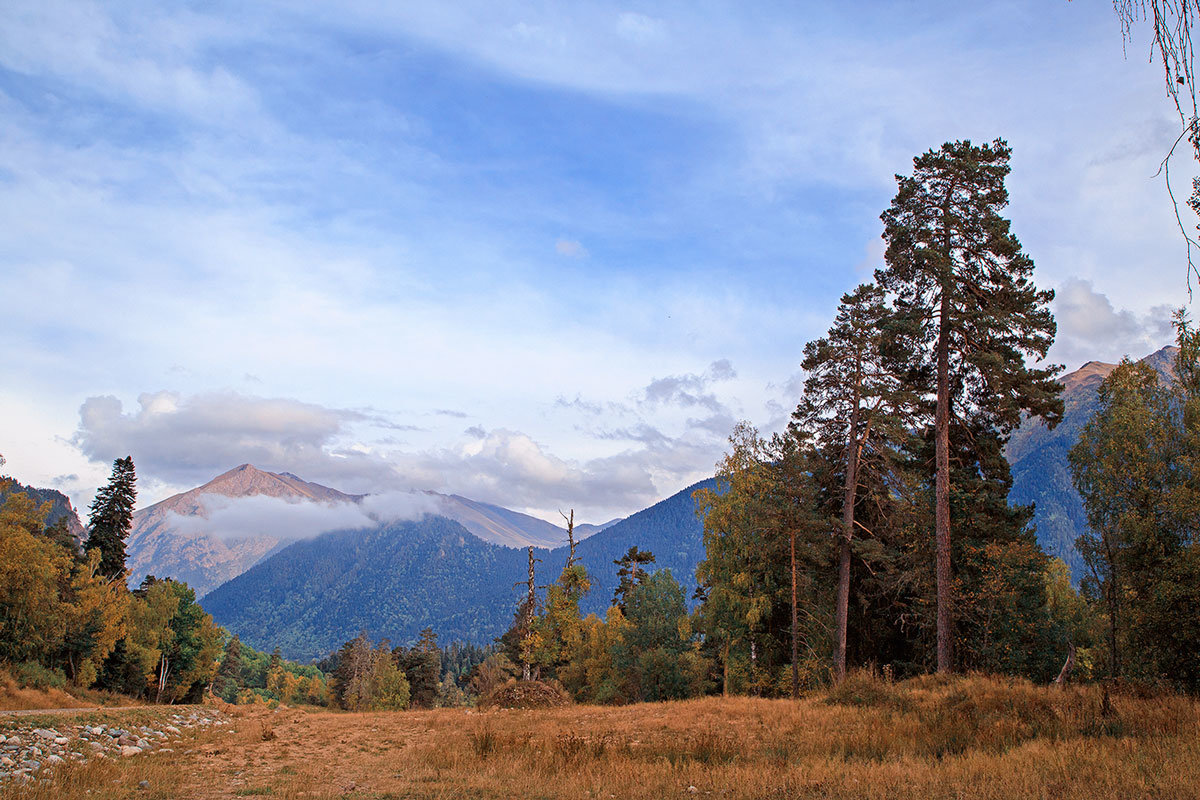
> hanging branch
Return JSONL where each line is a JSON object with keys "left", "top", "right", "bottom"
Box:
{"left": 1115, "top": 1, "right": 1200, "bottom": 291}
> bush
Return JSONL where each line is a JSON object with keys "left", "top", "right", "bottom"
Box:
{"left": 477, "top": 679, "right": 571, "bottom": 710}
{"left": 825, "top": 669, "right": 910, "bottom": 711}
{"left": 13, "top": 661, "right": 66, "bottom": 690}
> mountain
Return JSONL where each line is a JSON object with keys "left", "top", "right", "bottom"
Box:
{"left": 201, "top": 479, "right": 713, "bottom": 660}
{"left": 1007, "top": 345, "right": 1178, "bottom": 579}
{"left": 431, "top": 494, "right": 581, "bottom": 549}
{"left": 126, "top": 464, "right": 362, "bottom": 596}
{"left": 574, "top": 518, "right": 623, "bottom": 538}
{"left": 0, "top": 478, "right": 86, "bottom": 545}
{"left": 127, "top": 464, "right": 618, "bottom": 595}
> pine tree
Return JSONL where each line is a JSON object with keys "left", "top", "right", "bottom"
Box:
{"left": 792, "top": 282, "right": 918, "bottom": 682}
{"left": 214, "top": 635, "right": 244, "bottom": 703}
{"left": 612, "top": 546, "right": 656, "bottom": 610}
{"left": 877, "top": 139, "right": 1062, "bottom": 672}
{"left": 85, "top": 457, "right": 137, "bottom": 581}
{"left": 396, "top": 627, "right": 440, "bottom": 707}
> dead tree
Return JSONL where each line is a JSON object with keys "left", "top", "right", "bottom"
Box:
{"left": 512, "top": 546, "right": 542, "bottom": 680}
{"left": 1054, "top": 643, "right": 1077, "bottom": 689}
{"left": 561, "top": 508, "right": 578, "bottom": 568}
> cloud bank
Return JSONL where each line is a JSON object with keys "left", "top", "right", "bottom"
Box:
{"left": 167, "top": 490, "right": 442, "bottom": 541}
{"left": 1050, "top": 278, "right": 1176, "bottom": 369}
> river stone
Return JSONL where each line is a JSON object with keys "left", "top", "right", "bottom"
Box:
{"left": 120, "top": 746, "right": 142, "bottom": 757}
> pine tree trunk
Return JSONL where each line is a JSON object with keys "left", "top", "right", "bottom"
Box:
{"left": 723, "top": 639, "right": 730, "bottom": 696}
{"left": 790, "top": 529, "right": 799, "bottom": 699}
{"left": 835, "top": 387, "right": 862, "bottom": 683}
{"left": 935, "top": 290, "right": 953, "bottom": 674}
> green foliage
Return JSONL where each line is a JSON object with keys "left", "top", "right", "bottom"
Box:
{"left": 84, "top": 457, "right": 137, "bottom": 581}
{"left": 395, "top": 627, "right": 440, "bottom": 708}
{"left": 12, "top": 660, "right": 67, "bottom": 690}
{"left": 694, "top": 424, "right": 827, "bottom": 696}
{"left": 214, "top": 635, "right": 244, "bottom": 702}
{"left": 614, "top": 570, "right": 710, "bottom": 702}
{"left": 531, "top": 564, "right": 591, "bottom": 678}
{"left": 1069, "top": 319, "right": 1200, "bottom": 691}
{"left": 612, "top": 547, "right": 654, "bottom": 610}
{"left": 878, "top": 138, "right": 1063, "bottom": 672}
{"left": 331, "top": 632, "right": 410, "bottom": 711}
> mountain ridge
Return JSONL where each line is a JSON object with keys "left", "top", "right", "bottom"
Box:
{"left": 127, "top": 464, "right": 625, "bottom": 595}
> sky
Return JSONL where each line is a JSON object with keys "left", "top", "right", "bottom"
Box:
{"left": 0, "top": 0, "right": 1194, "bottom": 526}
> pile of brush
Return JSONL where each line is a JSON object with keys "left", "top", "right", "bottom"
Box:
{"left": 477, "top": 679, "right": 571, "bottom": 710}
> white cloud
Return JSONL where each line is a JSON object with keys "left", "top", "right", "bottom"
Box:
{"left": 166, "top": 489, "right": 440, "bottom": 541}
{"left": 555, "top": 237, "right": 588, "bottom": 258}
{"left": 1050, "top": 277, "right": 1177, "bottom": 369}
{"left": 615, "top": 12, "right": 665, "bottom": 45}
{"left": 392, "top": 428, "right": 659, "bottom": 516}
{"left": 71, "top": 392, "right": 401, "bottom": 494}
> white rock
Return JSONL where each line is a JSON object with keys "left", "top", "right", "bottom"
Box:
{"left": 119, "top": 746, "right": 142, "bottom": 758}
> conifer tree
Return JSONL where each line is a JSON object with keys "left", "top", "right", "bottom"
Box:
{"left": 877, "top": 139, "right": 1062, "bottom": 672}
{"left": 612, "top": 546, "right": 656, "bottom": 610}
{"left": 214, "top": 635, "right": 244, "bottom": 702}
{"left": 792, "top": 282, "right": 917, "bottom": 682}
{"left": 85, "top": 457, "right": 137, "bottom": 580}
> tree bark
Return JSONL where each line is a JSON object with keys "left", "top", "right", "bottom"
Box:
{"left": 834, "top": 376, "right": 863, "bottom": 683}
{"left": 790, "top": 530, "right": 799, "bottom": 698}
{"left": 935, "top": 289, "right": 953, "bottom": 674}
{"left": 1053, "top": 642, "right": 1076, "bottom": 687}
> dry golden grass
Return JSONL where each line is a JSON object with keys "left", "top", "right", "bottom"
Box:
{"left": 0, "top": 669, "right": 139, "bottom": 712}
{"left": 5, "top": 673, "right": 1198, "bottom": 800}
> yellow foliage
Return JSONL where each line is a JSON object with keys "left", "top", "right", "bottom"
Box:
{"left": 0, "top": 492, "right": 70, "bottom": 663}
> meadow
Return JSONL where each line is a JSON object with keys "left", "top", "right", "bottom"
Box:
{"left": 4, "top": 672, "right": 1197, "bottom": 800}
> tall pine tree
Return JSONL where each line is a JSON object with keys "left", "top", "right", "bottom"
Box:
{"left": 877, "top": 139, "right": 1062, "bottom": 672}
{"left": 792, "top": 283, "right": 918, "bottom": 682}
{"left": 85, "top": 457, "right": 137, "bottom": 581}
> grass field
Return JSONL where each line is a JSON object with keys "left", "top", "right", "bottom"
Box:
{"left": 5, "top": 673, "right": 1198, "bottom": 800}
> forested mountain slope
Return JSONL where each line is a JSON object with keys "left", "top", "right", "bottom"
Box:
{"left": 201, "top": 479, "right": 714, "bottom": 660}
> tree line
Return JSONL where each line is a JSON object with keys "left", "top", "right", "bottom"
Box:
{"left": 0, "top": 456, "right": 222, "bottom": 700}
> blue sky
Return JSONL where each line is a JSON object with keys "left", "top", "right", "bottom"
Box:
{"left": 0, "top": 0, "right": 1193, "bottom": 523}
